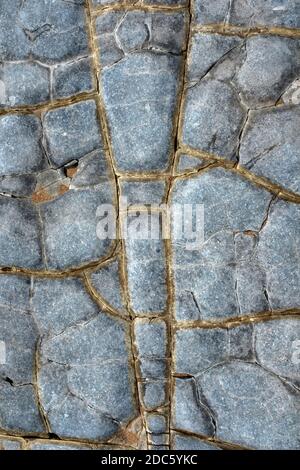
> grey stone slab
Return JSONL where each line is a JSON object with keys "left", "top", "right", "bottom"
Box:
{"left": 254, "top": 318, "right": 300, "bottom": 381}
{"left": 148, "top": 433, "right": 169, "bottom": 445}
{"left": 176, "top": 154, "right": 211, "bottom": 172}
{"left": 39, "top": 314, "right": 137, "bottom": 440}
{"left": 139, "top": 381, "right": 167, "bottom": 410}
{"left": 0, "top": 62, "right": 50, "bottom": 107}
{"left": 182, "top": 78, "right": 246, "bottom": 160}
{"left": 40, "top": 188, "right": 113, "bottom": 270}
{"left": 90, "top": 259, "right": 126, "bottom": 314}
{"left": 0, "top": 438, "right": 23, "bottom": 450}
{"left": 235, "top": 36, "right": 300, "bottom": 108}
{"left": 0, "top": 305, "right": 38, "bottom": 384}
{"left": 239, "top": 106, "right": 300, "bottom": 194}
{"left": 173, "top": 378, "right": 215, "bottom": 436}
{"left": 146, "top": 413, "right": 167, "bottom": 434}
{"left": 0, "top": 382, "right": 45, "bottom": 434}
{"left": 32, "top": 277, "right": 99, "bottom": 335}
{"left": 125, "top": 235, "right": 167, "bottom": 314}
{"left": 139, "top": 358, "right": 168, "bottom": 380}
{"left": 172, "top": 433, "right": 221, "bottom": 450}
{"left": 120, "top": 180, "right": 166, "bottom": 205}
{"left": 0, "top": 175, "right": 37, "bottom": 197}
{"left": 0, "top": 0, "right": 30, "bottom": 61}
{"left": 29, "top": 441, "right": 90, "bottom": 450}
{"left": 52, "top": 57, "right": 94, "bottom": 100}
{"left": 70, "top": 149, "right": 111, "bottom": 189}
{"left": 0, "top": 198, "right": 43, "bottom": 269}
{"left": 171, "top": 168, "right": 272, "bottom": 320}
{"left": 43, "top": 100, "right": 102, "bottom": 168}
{"left": 193, "top": 0, "right": 300, "bottom": 29}
{"left": 102, "top": 52, "right": 182, "bottom": 171}
{"left": 134, "top": 320, "right": 167, "bottom": 358}
{"left": 0, "top": 114, "right": 47, "bottom": 177}
{"left": 257, "top": 200, "right": 300, "bottom": 310}
{"left": 198, "top": 361, "right": 300, "bottom": 449}
{"left": 187, "top": 33, "right": 242, "bottom": 83}
{"left": 0, "top": 275, "right": 31, "bottom": 312}
{"left": 95, "top": 12, "right": 125, "bottom": 68}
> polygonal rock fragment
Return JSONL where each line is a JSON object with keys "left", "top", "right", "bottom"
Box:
{"left": 171, "top": 168, "right": 272, "bottom": 321}
{"left": 98, "top": 11, "right": 187, "bottom": 171}
{"left": 172, "top": 433, "right": 221, "bottom": 450}
{"left": 120, "top": 180, "right": 166, "bottom": 205}
{"left": 181, "top": 79, "right": 246, "bottom": 159}
{"left": 0, "top": 62, "right": 50, "bottom": 107}
{"left": 52, "top": 57, "right": 94, "bottom": 100}
{"left": 197, "top": 361, "right": 300, "bottom": 449}
{"left": 239, "top": 106, "right": 300, "bottom": 194}
{"left": 193, "top": 0, "right": 300, "bottom": 29}
{"left": 89, "top": 258, "right": 127, "bottom": 315}
{"left": 43, "top": 100, "right": 102, "bottom": 168}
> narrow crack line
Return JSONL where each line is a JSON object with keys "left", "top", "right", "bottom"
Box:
{"left": 0, "top": 91, "right": 99, "bottom": 116}
{"left": 83, "top": 271, "right": 130, "bottom": 322}
{"left": 174, "top": 309, "right": 300, "bottom": 330}
{"left": 170, "top": 428, "right": 253, "bottom": 450}
{"left": 236, "top": 107, "right": 250, "bottom": 164}
{"left": 34, "top": 337, "right": 52, "bottom": 434}
{"left": 191, "top": 24, "right": 300, "bottom": 39}
{"left": 177, "top": 145, "right": 300, "bottom": 203}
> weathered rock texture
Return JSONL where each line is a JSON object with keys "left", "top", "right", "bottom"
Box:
{"left": 0, "top": 0, "right": 299, "bottom": 451}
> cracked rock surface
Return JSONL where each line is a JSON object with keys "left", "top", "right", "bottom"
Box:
{"left": 0, "top": 0, "right": 299, "bottom": 451}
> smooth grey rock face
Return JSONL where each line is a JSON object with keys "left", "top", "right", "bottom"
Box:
{"left": 0, "top": 0, "right": 90, "bottom": 107}
{"left": 146, "top": 414, "right": 167, "bottom": 434}
{"left": 90, "top": 258, "right": 126, "bottom": 314}
{"left": 173, "top": 433, "right": 221, "bottom": 450}
{"left": 256, "top": 200, "right": 300, "bottom": 309}
{"left": 120, "top": 180, "right": 166, "bottom": 205}
{"left": 0, "top": 115, "right": 46, "bottom": 176}
{"left": 194, "top": 0, "right": 300, "bottom": 28}
{"left": 0, "top": 62, "right": 50, "bottom": 107}
{"left": 43, "top": 100, "right": 102, "bottom": 168}
{"left": 171, "top": 168, "right": 272, "bottom": 321}
{"left": 52, "top": 58, "right": 94, "bottom": 100}
{"left": 98, "top": 11, "right": 187, "bottom": 172}
{"left": 174, "top": 320, "right": 300, "bottom": 449}
{"left": 239, "top": 107, "right": 300, "bottom": 194}
{"left": 139, "top": 381, "right": 167, "bottom": 410}
{"left": 182, "top": 79, "right": 246, "bottom": 159}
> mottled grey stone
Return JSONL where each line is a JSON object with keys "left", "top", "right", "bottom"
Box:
{"left": 0, "top": 438, "right": 22, "bottom": 450}
{"left": 182, "top": 79, "right": 246, "bottom": 159}
{"left": 173, "top": 378, "right": 215, "bottom": 436}
{"left": 177, "top": 154, "right": 211, "bottom": 172}
{"left": 140, "top": 381, "right": 167, "bottom": 410}
{"left": 149, "top": 434, "right": 169, "bottom": 445}
{"left": 125, "top": 235, "right": 167, "bottom": 313}
{"left": 40, "top": 188, "right": 112, "bottom": 270}
{"left": 120, "top": 180, "right": 166, "bottom": 205}
{"left": 0, "top": 174, "right": 37, "bottom": 197}
{"left": 0, "top": 382, "right": 45, "bottom": 434}
{"left": 32, "top": 278, "right": 99, "bottom": 335}
{"left": 173, "top": 433, "right": 221, "bottom": 450}
{"left": 171, "top": 168, "right": 272, "bottom": 320}
{"left": 0, "top": 114, "right": 46, "bottom": 176}
{"left": 95, "top": 12, "right": 125, "bottom": 68}
{"left": 0, "top": 62, "right": 50, "bottom": 107}
{"left": 39, "top": 314, "right": 136, "bottom": 440}
{"left": 257, "top": 200, "right": 300, "bottom": 309}
{"left": 139, "top": 358, "right": 168, "bottom": 380}
{"left": 0, "top": 1, "right": 88, "bottom": 64}
{"left": 43, "top": 100, "right": 102, "bottom": 168}
{"left": 102, "top": 53, "right": 182, "bottom": 171}
{"left": 239, "top": 107, "right": 300, "bottom": 194}
{"left": 70, "top": 149, "right": 111, "bottom": 189}
{"left": 90, "top": 259, "right": 126, "bottom": 314}
{"left": 135, "top": 320, "right": 167, "bottom": 357}
{"left": 0, "top": 305, "right": 37, "bottom": 384}
{"left": 254, "top": 319, "right": 300, "bottom": 381}
{"left": 29, "top": 441, "right": 90, "bottom": 450}
{"left": 0, "top": 275, "right": 31, "bottom": 312}
{"left": 0, "top": 198, "right": 43, "bottom": 269}
{"left": 146, "top": 414, "right": 167, "bottom": 434}
{"left": 235, "top": 36, "right": 300, "bottom": 108}
{"left": 194, "top": 0, "right": 300, "bottom": 29}
{"left": 229, "top": 324, "right": 254, "bottom": 360}
{"left": 198, "top": 361, "right": 300, "bottom": 449}
{"left": 188, "top": 33, "right": 242, "bottom": 83}
{"left": 52, "top": 57, "right": 94, "bottom": 99}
